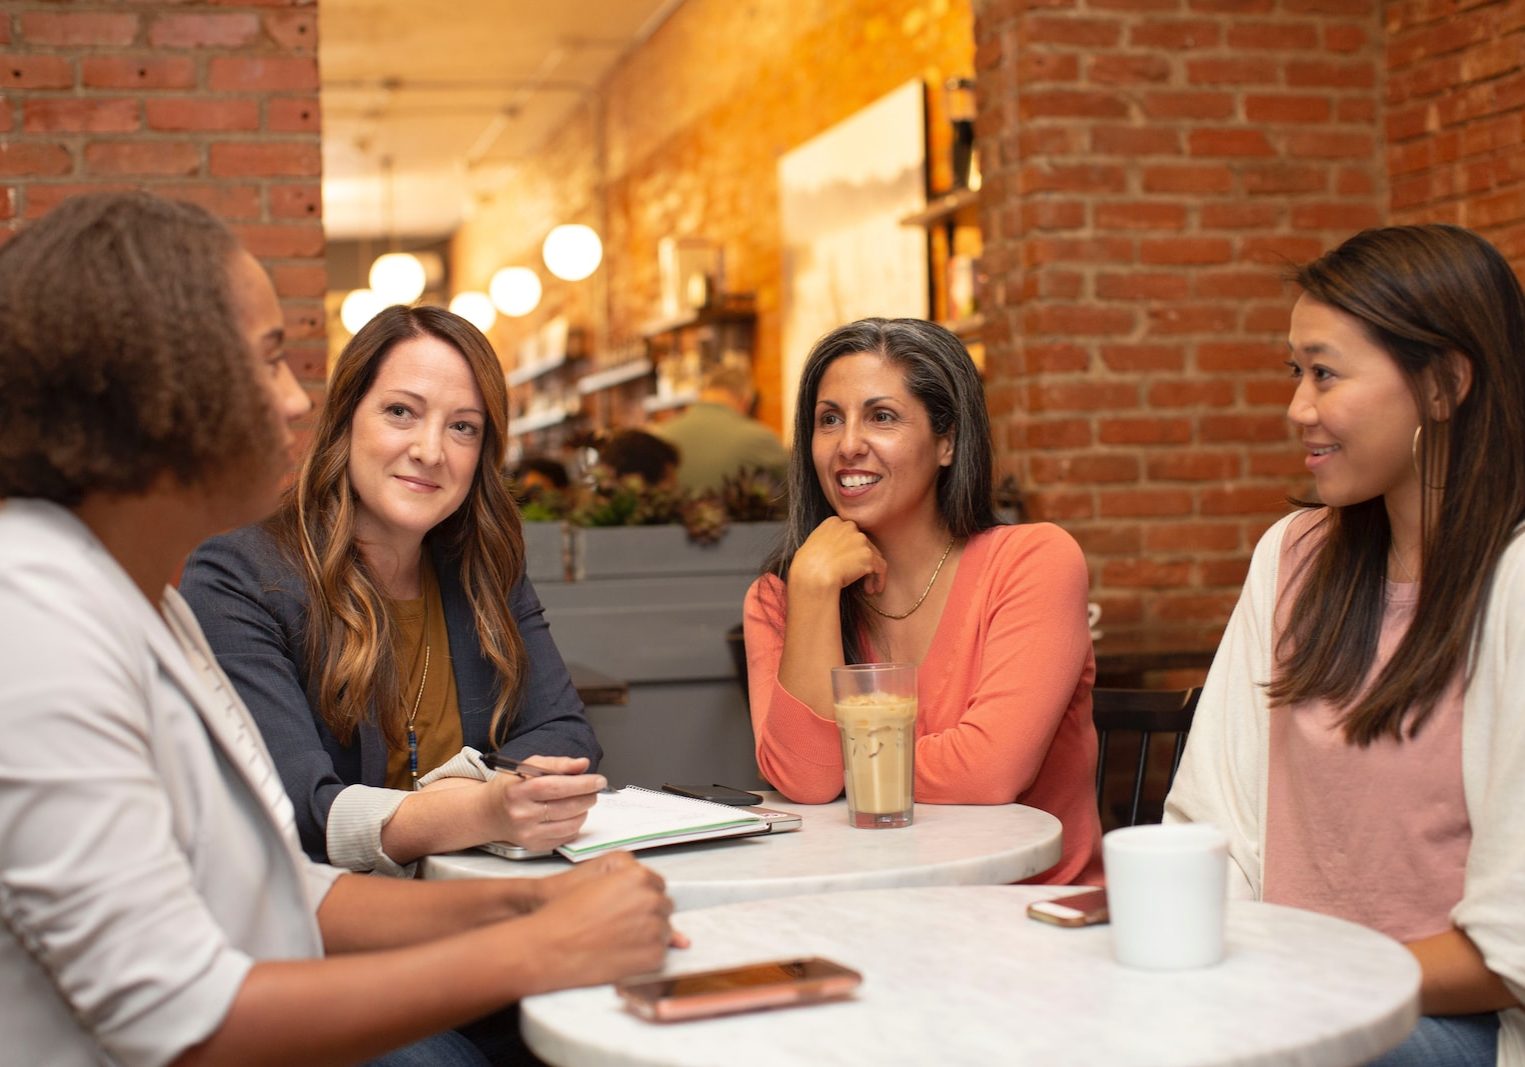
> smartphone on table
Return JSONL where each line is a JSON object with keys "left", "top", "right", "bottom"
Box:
{"left": 616, "top": 957, "right": 862, "bottom": 1022}
{"left": 661, "top": 783, "right": 764, "bottom": 806}
{"left": 1026, "top": 888, "right": 1109, "bottom": 927}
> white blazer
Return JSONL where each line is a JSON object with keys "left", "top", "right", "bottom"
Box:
{"left": 0, "top": 500, "right": 342, "bottom": 1067}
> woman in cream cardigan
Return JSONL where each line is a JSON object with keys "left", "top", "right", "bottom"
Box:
{"left": 1166, "top": 225, "right": 1525, "bottom": 1067}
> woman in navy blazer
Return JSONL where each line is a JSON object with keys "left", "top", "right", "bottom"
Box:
{"left": 182, "top": 305, "right": 602, "bottom": 876}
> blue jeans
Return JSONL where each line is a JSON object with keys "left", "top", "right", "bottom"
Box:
{"left": 367, "top": 1004, "right": 543, "bottom": 1066}
{"left": 1368, "top": 1012, "right": 1500, "bottom": 1067}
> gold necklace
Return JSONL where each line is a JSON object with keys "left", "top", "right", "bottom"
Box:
{"left": 1389, "top": 546, "right": 1418, "bottom": 584}
{"left": 405, "top": 579, "right": 432, "bottom": 789}
{"left": 866, "top": 538, "right": 955, "bottom": 620}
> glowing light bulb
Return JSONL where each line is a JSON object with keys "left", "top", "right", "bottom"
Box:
{"left": 449, "top": 290, "right": 497, "bottom": 333}
{"left": 489, "top": 266, "right": 543, "bottom": 317}
{"left": 541, "top": 224, "right": 602, "bottom": 282}
{"left": 340, "top": 288, "right": 385, "bottom": 335}
{"left": 368, "top": 252, "right": 427, "bottom": 304}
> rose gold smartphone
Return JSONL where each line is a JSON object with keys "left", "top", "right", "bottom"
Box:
{"left": 616, "top": 957, "right": 862, "bottom": 1022}
{"left": 1027, "top": 888, "right": 1110, "bottom": 927}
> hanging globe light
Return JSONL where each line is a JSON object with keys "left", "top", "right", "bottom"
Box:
{"left": 489, "top": 266, "right": 543, "bottom": 317}
{"left": 340, "top": 288, "right": 386, "bottom": 335}
{"left": 449, "top": 290, "right": 497, "bottom": 333}
{"left": 368, "top": 251, "right": 427, "bottom": 305}
{"left": 541, "top": 224, "right": 603, "bottom": 282}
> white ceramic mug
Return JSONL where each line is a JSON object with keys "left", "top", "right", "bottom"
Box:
{"left": 1103, "top": 822, "right": 1229, "bottom": 971}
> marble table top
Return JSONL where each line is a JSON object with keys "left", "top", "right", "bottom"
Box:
{"left": 521, "top": 886, "right": 1420, "bottom": 1067}
{"left": 420, "top": 794, "right": 1062, "bottom": 911}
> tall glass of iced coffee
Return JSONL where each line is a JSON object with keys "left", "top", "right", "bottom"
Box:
{"left": 830, "top": 663, "right": 916, "bottom": 829}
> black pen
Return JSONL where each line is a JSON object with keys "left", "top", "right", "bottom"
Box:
{"left": 482, "top": 752, "right": 617, "bottom": 792}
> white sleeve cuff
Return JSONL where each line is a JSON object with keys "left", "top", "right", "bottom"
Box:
{"left": 325, "top": 784, "right": 415, "bottom": 878}
{"left": 416, "top": 746, "right": 490, "bottom": 786}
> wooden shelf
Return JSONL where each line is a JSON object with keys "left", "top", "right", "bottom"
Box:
{"left": 900, "top": 186, "right": 980, "bottom": 228}
{"left": 506, "top": 349, "right": 569, "bottom": 388}
{"left": 512, "top": 408, "right": 570, "bottom": 434}
{"left": 577, "top": 357, "right": 654, "bottom": 395}
{"left": 939, "top": 312, "right": 986, "bottom": 339}
{"left": 640, "top": 294, "right": 757, "bottom": 338}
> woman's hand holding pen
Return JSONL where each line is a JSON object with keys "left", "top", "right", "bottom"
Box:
{"left": 478, "top": 755, "right": 604, "bottom": 852}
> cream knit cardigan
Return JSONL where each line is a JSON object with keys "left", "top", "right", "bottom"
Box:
{"left": 1165, "top": 512, "right": 1525, "bottom": 1066}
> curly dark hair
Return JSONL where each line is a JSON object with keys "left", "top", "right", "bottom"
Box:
{"left": 0, "top": 191, "right": 276, "bottom": 505}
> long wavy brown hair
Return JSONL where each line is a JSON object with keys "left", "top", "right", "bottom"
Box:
{"left": 272, "top": 305, "right": 528, "bottom": 749}
{"left": 1268, "top": 225, "right": 1525, "bottom": 744}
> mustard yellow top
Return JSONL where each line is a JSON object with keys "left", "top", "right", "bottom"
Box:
{"left": 385, "top": 555, "right": 463, "bottom": 789}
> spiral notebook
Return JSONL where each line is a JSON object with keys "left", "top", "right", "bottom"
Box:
{"left": 476, "top": 786, "right": 774, "bottom": 863}
{"left": 555, "top": 785, "right": 771, "bottom": 862}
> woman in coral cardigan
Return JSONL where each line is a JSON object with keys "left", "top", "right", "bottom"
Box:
{"left": 744, "top": 318, "right": 1102, "bottom": 884}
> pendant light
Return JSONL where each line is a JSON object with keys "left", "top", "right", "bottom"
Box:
{"left": 449, "top": 291, "right": 497, "bottom": 333}
{"left": 489, "top": 266, "right": 543, "bottom": 317}
{"left": 542, "top": 223, "right": 602, "bottom": 282}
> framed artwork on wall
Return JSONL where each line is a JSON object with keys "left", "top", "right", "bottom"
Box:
{"left": 777, "top": 79, "right": 929, "bottom": 441}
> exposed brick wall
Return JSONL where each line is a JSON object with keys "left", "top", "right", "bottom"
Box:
{"left": 973, "top": 0, "right": 1386, "bottom": 647}
{"left": 451, "top": 0, "right": 975, "bottom": 435}
{"left": 1386, "top": 0, "right": 1525, "bottom": 257}
{"left": 0, "top": 2, "right": 327, "bottom": 391}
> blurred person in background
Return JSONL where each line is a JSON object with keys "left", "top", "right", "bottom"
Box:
{"left": 656, "top": 361, "right": 788, "bottom": 493}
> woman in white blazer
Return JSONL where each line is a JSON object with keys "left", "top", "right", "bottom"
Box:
{"left": 0, "top": 192, "right": 679, "bottom": 1067}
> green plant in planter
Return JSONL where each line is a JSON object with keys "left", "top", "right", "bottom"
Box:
{"left": 522, "top": 462, "right": 787, "bottom": 544}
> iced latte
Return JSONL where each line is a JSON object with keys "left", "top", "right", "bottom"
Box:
{"left": 833, "top": 692, "right": 916, "bottom": 828}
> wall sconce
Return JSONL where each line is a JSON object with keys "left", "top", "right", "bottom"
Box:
{"left": 449, "top": 291, "right": 497, "bottom": 333}
{"left": 340, "top": 288, "right": 385, "bottom": 334}
{"left": 489, "top": 266, "right": 543, "bottom": 317}
{"left": 542, "top": 223, "right": 603, "bottom": 282}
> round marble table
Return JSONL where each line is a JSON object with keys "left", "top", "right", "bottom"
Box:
{"left": 521, "top": 886, "right": 1420, "bottom": 1067}
{"left": 420, "top": 795, "right": 1062, "bottom": 911}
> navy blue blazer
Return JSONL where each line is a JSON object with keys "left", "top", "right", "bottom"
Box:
{"left": 180, "top": 522, "right": 600, "bottom": 862}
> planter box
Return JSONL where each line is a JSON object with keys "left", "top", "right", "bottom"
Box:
{"left": 522, "top": 521, "right": 569, "bottom": 584}
{"left": 571, "top": 522, "right": 784, "bottom": 580}
{"left": 534, "top": 521, "right": 784, "bottom": 789}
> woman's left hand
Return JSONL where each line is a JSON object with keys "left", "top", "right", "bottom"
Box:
{"left": 475, "top": 755, "right": 604, "bottom": 852}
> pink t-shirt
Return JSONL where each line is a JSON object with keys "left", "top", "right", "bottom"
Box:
{"left": 1263, "top": 511, "right": 1470, "bottom": 942}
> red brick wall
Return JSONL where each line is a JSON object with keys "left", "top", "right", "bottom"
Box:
{"left": 973, "top": 0, "right": 1386, "bottom": 647}
{"left": 0, "top": 3, "right": 327, "bottom": 390}
{"left": 1386, "top": 0, "right": 1525, "bottom": 258}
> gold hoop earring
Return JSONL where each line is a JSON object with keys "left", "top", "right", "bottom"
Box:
{"left": 1412, "top": 423, "right": 1448, "bottom": 491}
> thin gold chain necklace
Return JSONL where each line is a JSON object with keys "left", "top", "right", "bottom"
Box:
{"left": 405, "top": 580, "right": 432, "bottom": 790}
{"left": 866, "top": 538, "right": 955, "bottom": 621}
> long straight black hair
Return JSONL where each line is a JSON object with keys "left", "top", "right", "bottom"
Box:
{"left": 762, "top": 318, "right": 1002, "bottom": 663}
{"left": 1268, "top": 225, "right": 1525, "bottom": 743}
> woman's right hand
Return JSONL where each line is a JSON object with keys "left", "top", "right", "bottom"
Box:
{"left": 789, "top": 517, "right": 887, "bottom": 596}
{"left": 476, "top": 756, "right": 604, "bottom": 852}
{"left": 519, "top": 852, "right": 678, "bottom": 990}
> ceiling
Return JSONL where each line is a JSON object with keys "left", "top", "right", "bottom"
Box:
{"left": 319, "top": 0, "right": 682, "bottom": 241}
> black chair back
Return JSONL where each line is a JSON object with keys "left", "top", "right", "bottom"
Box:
{"left": 1092, "top": 686, "right": 1201, "bottom": 828}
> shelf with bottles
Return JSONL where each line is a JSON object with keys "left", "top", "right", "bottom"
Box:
{"left": 640, "top": 292, "right": 757, "bottom": 418}
{"left": 508, "top": 316, "right": 588, "bottom": 447}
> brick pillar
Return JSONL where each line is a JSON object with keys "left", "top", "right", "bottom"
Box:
{"left": 0, "top": 3, "right": 327, "bottom": 391}
{"left": 1386, "top": 0, "right": 1525, "bottom": 259}
{"left": 973, "top": 0, "right": 1385, "bottom": 645}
